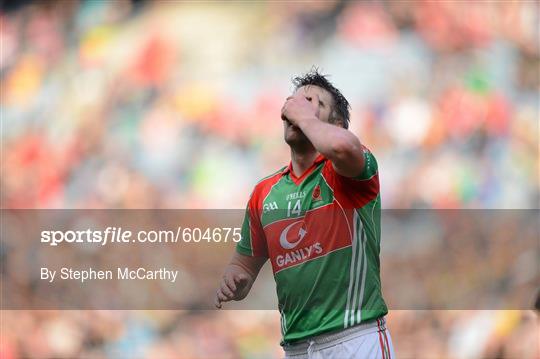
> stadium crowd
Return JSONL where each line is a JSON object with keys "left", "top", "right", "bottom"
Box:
{"left": 1, "top": 0, "right": 538, "bottom": 358}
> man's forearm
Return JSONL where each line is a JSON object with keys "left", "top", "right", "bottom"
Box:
{"left": 296, "top": 116, "right": 364, "bottom": 176}
{"left": 229, "top": 252, "right": 267, "bottom": 280}
{"left": 296, "top": 116, "right": 356, "bottom": 158}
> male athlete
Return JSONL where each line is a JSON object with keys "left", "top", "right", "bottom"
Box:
{"left": 215, "top": 69, "right": 394, "bottom": 358}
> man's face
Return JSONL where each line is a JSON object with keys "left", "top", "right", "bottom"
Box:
{"left": 283, "top": 85, "right": 335, "bottom": 146}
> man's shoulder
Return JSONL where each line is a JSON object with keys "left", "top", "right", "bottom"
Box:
{"left": 249, "top": 166, "right": 287, "bottom": 202}
{"left": 254, "top": 166, "right": 287, "bottom": 190}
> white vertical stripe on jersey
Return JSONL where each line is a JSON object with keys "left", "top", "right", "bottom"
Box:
{"left": 344, "top": 209, "right": 358, "bottom": 328}
{"left": 345, "top": 210, "right": 365, "bottom": 328}
{"left": 357, "top": 226, "right": 367, "bottom": 324}
{"left": 350, "top": 212, "right": 363, "bottom": 326}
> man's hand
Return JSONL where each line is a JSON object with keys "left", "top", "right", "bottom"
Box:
{"left": 215, "top": 252, "right": 266, "bottom": 309}
{"left": 281, "top": 92, "right": 320, "bottom": 126}
{"left": 215, "top": 265, "right": 252, "bottom": 308}
{"left": 214, "top": 253, "right": 266, "bottom": 309}
{"left": 281, "top": 89, "right": 365, "bottom": 178}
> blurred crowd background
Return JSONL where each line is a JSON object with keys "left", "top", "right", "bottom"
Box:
{"left": 1, "top": 0, "right": 538, "bottom": 358}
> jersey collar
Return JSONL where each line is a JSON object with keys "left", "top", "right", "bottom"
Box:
{"left": 282, "top": 153, "right": 326, "bottom": 183}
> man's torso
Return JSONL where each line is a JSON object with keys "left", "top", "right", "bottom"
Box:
{"left": 237, "top": 149, "right": 387, "bottom": 344}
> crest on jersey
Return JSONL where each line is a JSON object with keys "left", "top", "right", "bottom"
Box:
{"left": 312, "top": 185, "right": 322, "bottom": 201}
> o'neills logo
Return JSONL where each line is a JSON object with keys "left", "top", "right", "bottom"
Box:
{"left": 276, "top": 242, "right": 323, "bottom": 268}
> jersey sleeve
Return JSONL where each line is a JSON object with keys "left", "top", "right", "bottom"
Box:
{"left": 355, "top": 145, "right": 379, "bottom": 180}
{"left": 322, "top": 145, "right": 380, "bottom": 207}
{"left": 236, "top": 192, "right": 269, "bottom": 258}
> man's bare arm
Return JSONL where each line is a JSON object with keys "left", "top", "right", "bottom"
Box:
{"left": 214, "top": 252, "right": 267, "bottom": 308}
{"left": 282, "top": 92, "right": 365, "bottom": 178}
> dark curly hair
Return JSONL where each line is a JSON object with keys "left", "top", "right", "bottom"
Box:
{"left": 292, "top": 68, "right": 351, "bottom": 129}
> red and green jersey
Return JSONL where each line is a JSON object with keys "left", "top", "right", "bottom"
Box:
{"left": 237, "top": 146, "right": 387, "bottom": 344}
